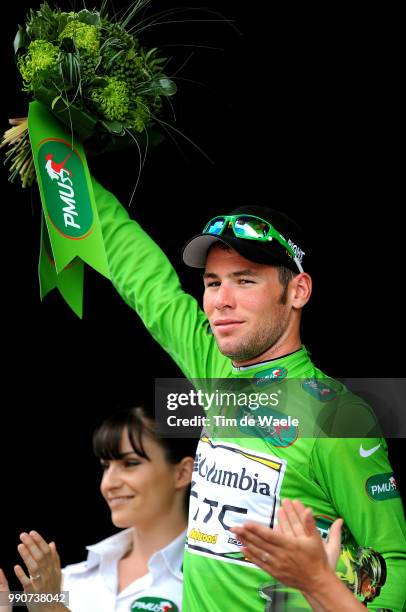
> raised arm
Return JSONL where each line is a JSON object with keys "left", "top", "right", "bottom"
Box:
{"left": 93, "top": 177, "right": 228, "bottom": 379}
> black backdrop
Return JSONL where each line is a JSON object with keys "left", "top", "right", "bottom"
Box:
{"left": 1, "top": 0, "right": 403, "bottom": 590}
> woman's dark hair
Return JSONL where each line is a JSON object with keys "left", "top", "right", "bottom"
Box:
{"left": 93, "top": 405, "right": 198, "bottom": 514}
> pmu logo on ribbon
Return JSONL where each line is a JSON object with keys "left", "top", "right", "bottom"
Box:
{"left": 131, "top": 597, "right": 179, "bottom": 611}
{"left": 28, "top": 101, "right": 109, "bottom": 316}
{"left": 38, "top": 139, "right": 93, "bottom": 239}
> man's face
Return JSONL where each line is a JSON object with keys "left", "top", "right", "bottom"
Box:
{"left": 203, "top": 246, "right": 292, "bottom": 362}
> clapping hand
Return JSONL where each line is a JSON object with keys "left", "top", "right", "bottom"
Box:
{"left": 231, "top": 499, "right": 343, "bottom": 593}
{"left": 0, "top": 568, "right": 12, "bottom": 612}
{"left": 14, "top": 531, "right": 65, "bottom": 611}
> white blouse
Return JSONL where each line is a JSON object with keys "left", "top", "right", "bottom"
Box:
{"left": 62, "top": 528, "right": 186, "bottom": 611}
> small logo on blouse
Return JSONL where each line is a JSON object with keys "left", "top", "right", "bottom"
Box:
{"left": 131, "top": 596, "right": 179, "bottom": 611}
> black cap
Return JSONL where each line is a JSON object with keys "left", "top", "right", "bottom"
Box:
{"left": 182, "top": 205, "right": 307, "bottom": 272}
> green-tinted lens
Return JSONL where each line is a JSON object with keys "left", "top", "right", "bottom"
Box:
{"left": 204, "top": 217, "right": 226, "bottom": 235}
{"left": 234, "top": 216, "right": 269, "bottom": 239}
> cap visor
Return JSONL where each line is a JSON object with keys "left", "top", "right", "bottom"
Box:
{"left": 183, "top": 234, "right": 237, "bottom": 268}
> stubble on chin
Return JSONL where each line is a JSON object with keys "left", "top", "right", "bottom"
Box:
{"left": 216, "top": 315, "right": 289, "bottom": 362}
{"left": 215, "top": 332, "right": 275, "bottom": 361}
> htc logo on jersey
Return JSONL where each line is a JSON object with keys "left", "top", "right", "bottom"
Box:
{"left": 194, "top": 453, "right": 271, "bottom": 496}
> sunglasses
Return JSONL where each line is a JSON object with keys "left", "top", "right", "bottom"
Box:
{"left": 203, "top": 214, "right": 304, "bottom": 272}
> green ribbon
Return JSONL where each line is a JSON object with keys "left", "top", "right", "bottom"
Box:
{"left": 38, "top": 213, "right": 85, "bottom": 318}
{"left": 28, "top": 101, "right": 110, "bottom": 317}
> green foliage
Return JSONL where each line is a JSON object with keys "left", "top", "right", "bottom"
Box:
{"left": 26, "top": 2, "right": 62, "bottom": 41}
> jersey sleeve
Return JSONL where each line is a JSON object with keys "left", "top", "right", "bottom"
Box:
{"left": 310, "top": 436, "right": 406, "bottom": 611}
{"left": 93, "top": 176, "right": 228, "bottom": 380}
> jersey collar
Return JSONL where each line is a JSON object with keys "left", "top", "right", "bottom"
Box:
{"left": 231, "top": 345, "right": 311, "bottom": 376}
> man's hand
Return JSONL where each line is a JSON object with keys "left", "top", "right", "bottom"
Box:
{"left": 231, "top": 499, "right": 366, "bottom": 611}
{"left": 231, "top": 499, "right": 342, "bottom": 594}
{"left": 278, "top": 498, "right": 343, "bottom": 572}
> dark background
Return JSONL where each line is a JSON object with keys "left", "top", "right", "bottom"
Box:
{"left": 1, "top": 0, "right": 403, "bottom": 588}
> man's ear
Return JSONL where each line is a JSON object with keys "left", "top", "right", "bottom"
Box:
{"left": 291, "top": 273, "right": 312, "bottom": 309}
{"left": 175, "top": 456, "right": 194, "bottom": 489}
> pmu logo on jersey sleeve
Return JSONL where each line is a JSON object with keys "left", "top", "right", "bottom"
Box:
{"left": 366, "top": 473, "right": 400, "bottom": 501}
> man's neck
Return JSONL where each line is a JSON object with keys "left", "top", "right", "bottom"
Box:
{"left": 232, "top": 337, "right": 302, "bottom": 368}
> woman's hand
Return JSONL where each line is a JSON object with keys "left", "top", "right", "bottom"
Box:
{"left": 0, "top": 568, "right": 12, "bottom": 612}
{"left": 14, "top": 531, "right": 66, "bottom": 611}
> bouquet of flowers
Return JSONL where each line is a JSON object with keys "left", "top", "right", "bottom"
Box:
{"left": 2, "top": 0, "right": 176, "bottom": 188}
{"left": 1, "top": 0, "right": 178, "bottom": 318}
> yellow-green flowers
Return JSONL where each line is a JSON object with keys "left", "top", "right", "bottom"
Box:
{"left": 17, "top": 40, "right": 59, "bottom": 92}
{"left": 59, "top": 20, "right": 100, "bottom": 54}
{"left": 90, "top": 77, "right": 129, "bottom": 122}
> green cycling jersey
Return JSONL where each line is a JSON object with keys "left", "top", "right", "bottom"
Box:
{"left": 93, "top": 177, "right": 406, "bottom": 611}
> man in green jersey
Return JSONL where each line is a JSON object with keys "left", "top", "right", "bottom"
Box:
{"left": 93, "top": 178, "right": 406, "bottom": 610}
